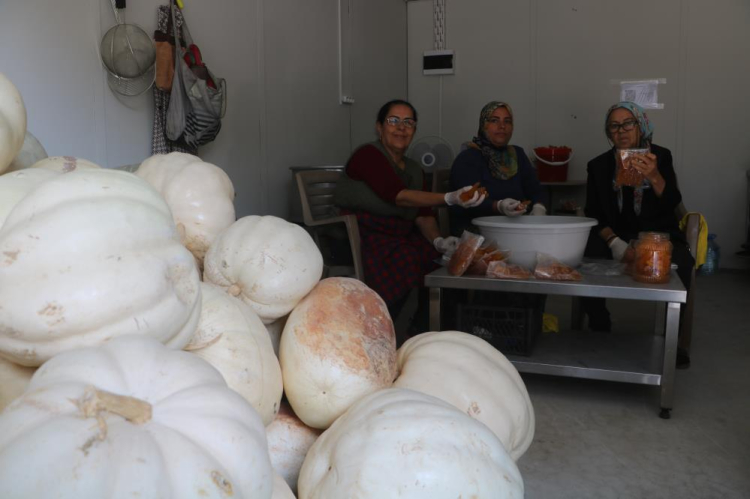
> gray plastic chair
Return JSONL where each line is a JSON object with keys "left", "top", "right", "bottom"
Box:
{"left": 295, "top": 170, "right": 364, "bottom": 281}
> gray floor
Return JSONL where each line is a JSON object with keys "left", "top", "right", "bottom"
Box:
{"left": 517, "top": 270, "right": 750, "bottom": 499}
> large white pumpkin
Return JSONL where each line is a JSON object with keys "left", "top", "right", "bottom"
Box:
{"left": 186, "top": 282, "right": 283, "bottom": 425}
{"left": 204, "top": 216, "right": 323, "bottom": 324}
{"left": 0, "top": 73, "right": 26, "bottom": 174}
{"left": 280, "top": 277, "right": 397, "bottom": 429}
{"left": 298, "top": 388, "right": 524, "bottom": 498}
{"left": 29, "top": 155, "right": 101, "bottom": 172}
{"left": 136, "top": 152, "right": 236, "bottom": 265}
{"left": 0, "top": 169, "right": 201, "bottom": 366}
{"left": 272, "top": 472, "right": 296, "bottom": 499}
{"left": 0, "top": 335, "right": 273, "bottom": 498}
{"left": 0, "top": 168, "right": 59, "bottom": 228}
{"left": 266, "top": 401, "right": 321, "bottom": 493}
{"left": 394, "top": 331, "right": 535, "bottom": 460}
{"left": 0, "top": 357, "right": 35, "bottom": 412}
{"left": 6, "top": 130, "right": 47, "bottom": 172}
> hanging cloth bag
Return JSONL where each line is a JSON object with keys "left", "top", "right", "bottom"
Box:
{"left": 166, "top": 0, "right": 227, "bottom": 148}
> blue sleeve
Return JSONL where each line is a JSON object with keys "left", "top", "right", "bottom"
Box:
{"left": 448, "top": 149, "right": 495, "bottom": 221}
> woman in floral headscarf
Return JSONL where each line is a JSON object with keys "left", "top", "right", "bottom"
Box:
{"left": 448, "top": 101, "right": 546, "bottom": 235}
{"left": 582, "top": 101, "right": 694, "bottom": 366}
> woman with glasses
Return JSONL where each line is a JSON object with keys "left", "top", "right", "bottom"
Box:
{"left": 448, "top": 101, "right": 546, "bottom": 236}
{"left": 334, "top": 99, "right": 484, "bottom": 341}
{"left": 582, "top": 101, "right": 694, "bottom": 367}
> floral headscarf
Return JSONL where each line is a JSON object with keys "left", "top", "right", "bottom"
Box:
{"left": 606, "top": 101, "right": 654, "bottom": 215}
{"left": 465, "top": 101, "right": 518, "bottom": 180}
{"left": 606, "top": 101, "right": 653, "bottom": 148}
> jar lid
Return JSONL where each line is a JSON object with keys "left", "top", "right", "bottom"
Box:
{"left": 638, "top": 231, "right": 670, "bottom": 241}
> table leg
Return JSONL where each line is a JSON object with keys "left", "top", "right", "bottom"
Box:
{"left": 659, "top": 301, "right": 680, "bottom": 419}
{"left": 429, "top": 287, "right": 442, "bottom": 331}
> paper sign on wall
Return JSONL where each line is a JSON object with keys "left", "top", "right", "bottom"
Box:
{"left": 617, "top": 79, "right": 665, "bottom": 109}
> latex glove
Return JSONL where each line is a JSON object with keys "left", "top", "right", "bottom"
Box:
{"left": 444, "top": 186, "right": 486, "bottom": 208}
{"left": 608, "top": 236, "right": 629, "bottom": 262}
{"left": 530, "top": 203, "right": 547, "bottom": 216}
{"left": 433, "top": 236, "right": 460, "bottom": 256}
{"left": 495, "top": 198, "right": 522, "bottom": 217}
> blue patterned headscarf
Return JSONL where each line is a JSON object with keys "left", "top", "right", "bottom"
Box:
{"left": 605, "top": 101, "right": 653, "bottom": 148}
{"left": 466, "top": 101, "right": 518, "bottom": 180}
{"left": 606, "top": 101, "right": 654, "bottom": 215}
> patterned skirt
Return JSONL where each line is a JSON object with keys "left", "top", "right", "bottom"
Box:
{"left": 353, "top": 211, "right": 440, "bottom": 307}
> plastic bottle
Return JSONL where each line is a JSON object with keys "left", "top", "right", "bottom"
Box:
{"left": 701, "top": 233, "right": 720, "bottom": 275}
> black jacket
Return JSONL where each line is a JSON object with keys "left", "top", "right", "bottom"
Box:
{"left": 584, "top": 143, "right": 683, "bottom": 242}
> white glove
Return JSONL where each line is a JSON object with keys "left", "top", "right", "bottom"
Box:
{"left": 433, "top": 236, "right": 460, "bottom": 256}
{"left": 530, "top": 203, "right": 547, "bottom": 216}
{"left": 444, "top": 186, "right": 486, "bottom": 208}
{"left": 608, "top": 236, "right": 629, "bottom": 262}
{"left": 495, "top": 198, "right": 523, "bottom": 217}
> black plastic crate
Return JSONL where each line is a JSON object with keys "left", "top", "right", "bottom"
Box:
{"left": 456, "top": 295, "right": 544, "bottom": 356}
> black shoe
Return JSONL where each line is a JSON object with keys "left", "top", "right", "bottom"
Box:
{"left": 676, "top": 348, "right": 691, "bottom": 369}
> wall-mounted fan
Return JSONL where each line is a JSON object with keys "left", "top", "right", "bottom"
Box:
{"left": 406, "top": 135, "right": 455, "bottom": 172}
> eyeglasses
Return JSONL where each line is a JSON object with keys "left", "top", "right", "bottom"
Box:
{"left": 607, "top": 120, "right": 638, "bottom": 133}
{"left": 485, "top": 117, "right": 513, "bottom": 127}
{"left": 385, "top": 116, "right": 416, "bottom": 128}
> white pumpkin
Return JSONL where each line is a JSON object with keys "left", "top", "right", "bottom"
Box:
{"left": 0, "top": 168, "right": 201, "bottom": 366}
{"left": 0, "top": 73, "right": 26, "bottom": 174}
{"left": 279, "top": 277, "right": 396, "bottom": 429}
{"left": 0, "top": 335, "right": 273, "bottom": 498}
{"left": 204, "top": 216, "right": 323, "bottom": 324}
{"left": 265, "top": 314, "right": 288, "bottom": 358}
{"left": 394, "top": 331, "right": 535, "bottom": 460}
{"left": 0, "top": 168, "right": 59, "bottom": 228}
{"left": 0, "top": 357, "right": 35, "bottom": 412}
{"left": 6, "top": 130, "right": 47, "bottom": 172}
{"left": 272, "top": 472, "right": 296, "bottom": 499}
{"left": 298, "top": 388, "right": 524, "bottom": 498}
{"left": 186, "top": 282, "right": 283, "bottom": 425}
{"left": 136, "top": 152, "right": 236, "bottom": 265}
{"left": 266, "top": 401, "right": 321, "bottom": 493}
{"left": 29, "top": 155, "right": 101, "bottom": 172}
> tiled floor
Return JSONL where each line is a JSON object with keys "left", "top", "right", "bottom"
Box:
{"left": 517, "top": 270, "right": 750, "bottom": 498}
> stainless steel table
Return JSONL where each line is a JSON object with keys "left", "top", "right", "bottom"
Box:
{"left": 425, "top": 268, "right": 687, "bottom": 418}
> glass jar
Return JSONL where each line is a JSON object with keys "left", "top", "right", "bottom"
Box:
{"left": 632, "top": 232, "right": 672, "bottom": 284}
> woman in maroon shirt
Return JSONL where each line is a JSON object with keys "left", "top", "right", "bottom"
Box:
{"left": 334, "top": 99, "right": 483, "bottom": 341}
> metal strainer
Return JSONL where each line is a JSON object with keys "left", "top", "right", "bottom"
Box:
{"left": 100, "top": 0, "right": 155, "bottom": 97}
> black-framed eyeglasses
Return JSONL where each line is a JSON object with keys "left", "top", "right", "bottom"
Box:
{"left": 607, "top": 120, "right": 638, "bottom": 133}
{"left": 385, "top": 116, "right": 416, "bottom": 128}
{"left": 485, "top": 117, "right": 513, "bottom": 127}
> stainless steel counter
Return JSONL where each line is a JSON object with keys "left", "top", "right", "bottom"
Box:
{"left": 425, "top": 267, "right": 687, "bottom": 418}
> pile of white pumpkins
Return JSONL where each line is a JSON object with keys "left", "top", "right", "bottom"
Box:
{"left": 0, "top": 73, "right": 534, "bottom": 498}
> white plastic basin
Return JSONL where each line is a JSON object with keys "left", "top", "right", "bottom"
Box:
{"left": 472, "top": 216, "right": 598, "bottom": 269}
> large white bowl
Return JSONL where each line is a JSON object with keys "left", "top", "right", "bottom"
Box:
{"left": 472, "top": 216, "right": 597, "bottom": 270}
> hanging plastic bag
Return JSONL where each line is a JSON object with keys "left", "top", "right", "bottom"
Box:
{"left": 166, "top": 0, "right": 227, "bottom": 148}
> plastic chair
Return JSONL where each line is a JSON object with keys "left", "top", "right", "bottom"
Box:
{"left": 295, "top": 170, "right": 364, "bottom": 281}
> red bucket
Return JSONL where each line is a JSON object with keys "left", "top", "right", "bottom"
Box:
{"left": 534, "top": 146, "right": 573, "bottom": 182}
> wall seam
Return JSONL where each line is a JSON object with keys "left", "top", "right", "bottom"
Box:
{"left": 257, "top": 0, "right": 268, "bottom": 212}
{"left": 529, "top": 0, "right": 538, "bottom": 150}
{"left": 675, "top": 0, "right": 689, "bottom": 170}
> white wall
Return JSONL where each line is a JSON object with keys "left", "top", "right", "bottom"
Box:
{"left": 0, "top": 0, "right": 407, "bottom": 219}
{"left": 408, "top": 0, "right": 750, "bottom": 269}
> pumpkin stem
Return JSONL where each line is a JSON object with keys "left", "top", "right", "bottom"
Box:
{"left": 77, "top": 386, "right": 152, "bottom": 425}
